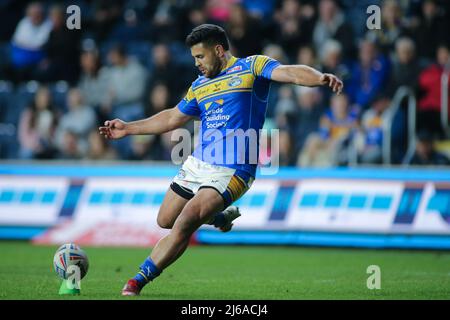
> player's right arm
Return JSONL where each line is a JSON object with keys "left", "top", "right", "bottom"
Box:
{"left": 98, "top": 106, "right": 193, "bottom": 139}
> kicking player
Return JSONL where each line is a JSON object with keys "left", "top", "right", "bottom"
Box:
{"left": 99, "top": 24, "right": 343, "bottom": 296}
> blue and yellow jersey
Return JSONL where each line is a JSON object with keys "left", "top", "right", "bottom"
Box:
{"left": 320, "top": 108, "right": 359, "bottom": 141}
{"left": 177, "top": 55, "right": 281, "bottom": 178}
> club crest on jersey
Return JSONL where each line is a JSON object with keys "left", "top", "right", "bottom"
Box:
{"left": 226, "top": 65, "right": 242, "bottom": 74}
{"left": 228, "top": 76, "right": 242, "bottom": 87}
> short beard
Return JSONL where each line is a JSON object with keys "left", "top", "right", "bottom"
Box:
{"left": 208, "top": 58, "right": 223, "bottom": 78}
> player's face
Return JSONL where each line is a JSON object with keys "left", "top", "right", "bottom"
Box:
{"left": 190, "top": 43, "right": 223, "bottom": 78}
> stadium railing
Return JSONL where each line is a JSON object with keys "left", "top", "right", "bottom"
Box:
{"left": 383, "top": 86, "right": 416, "bottom": 165}
{"left": 441, "top": 67, "right": 450, "bottom": 137}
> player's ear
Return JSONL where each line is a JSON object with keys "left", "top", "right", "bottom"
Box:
{"left": 215, "top": 44, "right": 224, "bottom": 57}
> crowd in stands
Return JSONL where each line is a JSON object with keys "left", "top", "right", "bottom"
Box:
{"left": 0, "top": 0, "right": 449, "bottom": 167}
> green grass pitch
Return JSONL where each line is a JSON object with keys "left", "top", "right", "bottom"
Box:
{"left": 1, "top": 241, "right": 449, "bottom": 299}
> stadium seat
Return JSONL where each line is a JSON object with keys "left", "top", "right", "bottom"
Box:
{"left": 8, "top": 81, "right": 39, "bottom": 125}
{"left": 99, "top": 41, "right": 153, "bottom": 69}
{"left": 49, "top": 81, "right": 69, "bottom": 113}
{"left": 0, "top": 81, "right": 16, "bottom": 159}
{"left": 127, "top": 42, "right": 153, "bottom": 69}
{"left": 169, "top": 42, "right": 193, "bottom": 67}
{"left": 0, "top": 81, "right": 14, "bottom": 122}
{"left": 107, "top": 22, "right": 148, "bottom": 44}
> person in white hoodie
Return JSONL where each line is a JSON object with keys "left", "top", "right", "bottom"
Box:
{"left": 55, "top": 88, "right": 97, "bottom": 158}
{"left": 11, "top": 2, "right": 52, "bottom": 70}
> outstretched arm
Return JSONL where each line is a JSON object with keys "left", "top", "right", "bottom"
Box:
{"left": 98, "top": 106, "right": 193, "bottom": 139}
{"left": 271, "top": 65, "right": 344, "bottom": 94}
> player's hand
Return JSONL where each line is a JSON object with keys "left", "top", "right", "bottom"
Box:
{"left": 320, "top": 73, "right": 343, "bottom": 95}
{"left": 98, "top": 119, "right": 128, "bottom": 139}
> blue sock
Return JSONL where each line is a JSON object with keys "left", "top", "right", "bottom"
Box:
{"left": 133, "top": 257, "right": 161, "bottom": 288}
{"left": 209, "top": 212, "right": 226, "bottom": 228}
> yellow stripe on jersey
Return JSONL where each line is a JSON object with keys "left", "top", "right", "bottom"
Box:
{"left": 184, "top": 86, "right": 196, "bottom": 102}
{"left": 195, "top": 73, "right": 255, "bottom": 103}
{"left": 204, "top": 99, "right": 223, "bottom": 110}
{"left": 226, "top": 175, "right": 248, "bottom": 202}
{"left": 252, "top": 55, "right": 273, "bottom": 77}
{"left": 194, "top": 70, "right": 251, "bottom": 91}
{"left": 193, "top": 71, "right": 254, "bottom": 98}
{"left": 197, "top": 88, "right": 252, "bottom": 104}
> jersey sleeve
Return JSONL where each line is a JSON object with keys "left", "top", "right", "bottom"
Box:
{"left": 177, "top": 86, "right": 200, "bottom": 117}
{"left": 250, "top": 55, "right": 281, "bottom": 80}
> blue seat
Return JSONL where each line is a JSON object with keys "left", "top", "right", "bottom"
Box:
{"left": 0, "top": 81, "right": 14, "bottom": 122}
{"left": 127, "top": 42, "right": 153, "bottom": 69}
{"left": 49, "top": 81, "right": 69, "bottom": 113}
{"left": 0, "top": 81, "right": 17, "bottom": 159}
{"left": 8, "top": 82, "right": 39, "bottom": 125}
{"left": 100, "top": 41, "right": 152, "bottom": 69}
{"left": 107, "top": 22, "right": 148, "bottom": 44}
{"left": 169, "top": 42, "right": 193, "bottom": 66}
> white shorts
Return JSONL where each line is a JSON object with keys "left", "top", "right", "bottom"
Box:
{"left": 171, "top": 156, "right": 254, "bottom": 207}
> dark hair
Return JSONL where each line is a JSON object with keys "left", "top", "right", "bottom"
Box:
{"left": 417, "top": 130, "right": 433, "bottom": 143}
{"left": 185, "top": 24, "right": 230, "bottom": 50}
{"left": 109, "top": 43, "right": 127, "bottom": 57}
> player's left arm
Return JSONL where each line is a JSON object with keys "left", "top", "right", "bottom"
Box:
{"left": 271, "top": 65, "right": 344, "bottom": 94}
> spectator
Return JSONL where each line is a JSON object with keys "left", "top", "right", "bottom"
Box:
{"left": 417, "top": 43, "right": 450, "bottom": 138}
{"left": 291, "top": 86, "right": 324, "bottom": 158}
{"left": 101, "top": 44, "right": 147, "bottom": 121}
{"left": 320, "top": 39, "right": 351, "bottom": 103}
{"left": 59, "top": 130, "right": 83, "bottom": 160}
{"left": 274, "top": 85, "right": 297, "bottom": 129}
{"left": 87, "top": 0, "right": 123, "bottom": 44}
{"left": 346, "top": 40, "right": 390, "bottom": 109}
{"left": 108, "top": 9, "right": 148, "bottom": 43}
{"left": 273, "top": 0, "right": 315, "bottom": 61}
{"left": 129, "top": 135, "right": 155, "bottom": 161}
{"left": 262, "top": 43, "right": 288, "bottom": 64}
{"left": 299, "top": 94, "right": 359, "bottom": 167}
{"left": 10, "top": 2, "right": 52, "bottom": 82}
{"left": 313, "top": 0, "right": 355, "bottom": 61}
{"left": 141, "top": 83, "right": 183, "bottom": 161}
{"left": 386, "top": 37, "right": 423, "bottom": 96}
{"left": 78, "top": 47, "right": 108, "bottom": 117}
{"left": 101, "top": 44, "right": 147, "bottom": 159}
{"left": 206, "top": 0, "right": 240, "bottom": 24}
{"left": 38, "top": 4, "right": 81, "bottom": 84}
{"left": 148, "top": 0, "right": 188, "bottom": 42}
{"left": 262, "top": 44, "right": 288, "bottom": 119}
{"left": 85, "top": 129, "right": 117, "bottom": 160}
{"left": 357, "top": 94, "right": 391, "bottom": 164}
{"left": 242, "top": 0, "right": 276, "bottom": 21}
{"left": 413, "top": 0, "right": 449, "bottom": 62}
{"left": 145, "top": 83, "right": 170, "bottom": 117}
{"left": 320, "top": 39, "right": 350, "bottom": 80}
{"left": 296, "top": 45, "right": 319, "bottom": 70}
{"left": 55, "top": 88, "right": 97, "bottom": 159}
{"left": 146, "top": 43, "right": 185, "bottom": 105}
{"left": 406, "top": 130, "right": 450, "bottom": 165}
{"left": 179, "top": 6, "right": 210, "bottom": 42}
{"left": 18, "top": 85, "right": 59, "bottom": 159}
{"left": 268, "top": 66, "right": 310, "bottom": 165}
{"left": 226, "top": 4, "right": 263, "bottom": 57}
{"left": 366, "top": 0, "right": 409, "bottom": 55}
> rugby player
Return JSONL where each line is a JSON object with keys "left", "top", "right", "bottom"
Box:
{"left": 99, "top": 24, "right": 343, "bottom": 296}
